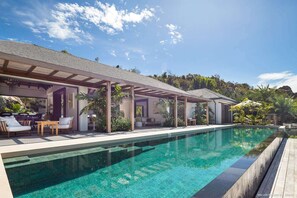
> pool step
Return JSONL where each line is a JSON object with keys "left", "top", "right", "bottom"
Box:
{"left": 4, "top": 147, "right": 109, "bottom": 168}
{"left": 111, "top": 161, "right": 174, "bottom": 188}
{"left": 126, "top": 146, "right": 142, "bottom": 152}
{"left": 3, "top": 156, "right": 30, "bottom": 166}
{"left": 142, "top": 146, "right": 155, "bottom": 152}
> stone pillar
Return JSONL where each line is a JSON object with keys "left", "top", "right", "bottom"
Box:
{"left": 206, "top": 102, "right": 209, "bottom": 125}
{"left": 130, "top": 86, "right": 135, "bottom": 131}
{"left": 184, "top": 97, "right": 188, "bottom": 127}
{"left": 174, "top": 95, "right": 178, "bottom": 127}
{"left": 106, "top": 81, "right": 111, "bottom": 133}
{"left": 78, "top": 86, "right": 88, "bottom": 132}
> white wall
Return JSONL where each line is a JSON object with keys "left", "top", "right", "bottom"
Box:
{"left": 208, "top": 102, "right": 216, "bottom": 124}
{"left": 78, "top": 86, "right": 88, "bottom": 131}
{"left": 66, "top": 87, "right": 78, "bottom": 130}
{"left": 185, "top": 101, "right": 224, "bottom": 124}
{"left": 120, "top": 98, "right": 130, "bottom": 119}
{"left": 215, "top": 102, "right": 222, "bottom": 124}
{"left": 186, "top": 103, "right": 196, "bottom": 118}
{"left": 120, "top": 96, "right": 166, "bottom": 123}
{"left": 147, "top": 97, "right": 165, "bottom": 123}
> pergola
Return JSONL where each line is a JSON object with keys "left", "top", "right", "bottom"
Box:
{"left": 0, "top": 41, "right": 209, "bottom": 132}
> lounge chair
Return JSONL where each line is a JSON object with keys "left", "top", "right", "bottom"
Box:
{"left": 0, "top": 116, "right": 31, "bottom": 137}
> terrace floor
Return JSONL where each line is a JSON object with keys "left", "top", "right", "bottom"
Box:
{"left": 0, "top": 125, "right": 217, "bottom": 147}
{"left": 257, "top": 138, "right": 297, "bottom": 198}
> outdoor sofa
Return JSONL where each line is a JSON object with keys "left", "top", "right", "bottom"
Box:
{"left": 0, "top": 116, "right": 31, "bottom": 137}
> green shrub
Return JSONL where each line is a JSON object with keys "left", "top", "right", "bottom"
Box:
{"left": 163, "top": 118, "right": 173, "bottom": 127}
{"left": 112, "top": 117, "right": 131, "bottom": 131}
{"left": 162, "top": 118, "right": 185, "bottom": 127}
{"left": 178, "top": 118, "right": 185, "bottom": 126}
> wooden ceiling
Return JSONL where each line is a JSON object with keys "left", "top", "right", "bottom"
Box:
{"left": 0, "top": 58, "right": 208, "bottom": 102}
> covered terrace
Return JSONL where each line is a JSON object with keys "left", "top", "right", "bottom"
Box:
{"left": 0, "top": 40, "right": 209, "bottom": 133}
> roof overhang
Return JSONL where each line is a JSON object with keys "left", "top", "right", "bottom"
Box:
{"left": 209, "top": 97, "right": 237, "bottom": 105}
{"left": 0, "top": 51, "right": 207, "bottom": 102}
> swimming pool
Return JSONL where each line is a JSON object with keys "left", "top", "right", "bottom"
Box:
{"left": 4, "top": 127, "right": 276, "bottom": 198}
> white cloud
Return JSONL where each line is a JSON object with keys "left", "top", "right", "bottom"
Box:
{"left": 110, "top": 50, "right": 116, "bottom": 57}
{"left": 141, "top": 54, "right": 146, "bottom": 61}
{"left": 160, "top": 40, "right": 166, "bottom": 45}
{"left": 257, "top": 71, "right": 297, "bottom": 92}
{"left": 125, "top": 52, "right": 130, "bottom": 60}
{"left": 17, "top": 1, "right": 154, "bottom": 42}
{"left": 258, "top": 71, "right": 292, "bottom": 81}
{"left": 165, "top": 23, "right": 182, "bottom": 44}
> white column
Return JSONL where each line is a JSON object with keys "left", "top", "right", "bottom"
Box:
{"left": 78, "top": 86, "right": 88, "bottom": 131}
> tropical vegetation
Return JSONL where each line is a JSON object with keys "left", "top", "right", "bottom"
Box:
{"left": 152, "top": 72, "right": 297, "bottom": 125}
{"left": 76, "top": 85, "right": 131, "bottom": 132}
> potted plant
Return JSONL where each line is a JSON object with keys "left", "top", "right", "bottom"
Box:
{"left": 91, "top": 114, "right": 96, "bottom": 131}
{"left": 135, "top": 106, "right": 143, "bottom": 127}
{"left": 135, "top": 117, "right": 142, "bottom": 127}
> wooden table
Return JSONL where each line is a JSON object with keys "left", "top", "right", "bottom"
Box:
{"left": 36, "top": 121, "right": 59, "bottom": 136}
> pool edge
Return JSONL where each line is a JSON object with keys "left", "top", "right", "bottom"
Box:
{"left": 193, "top": 129, "right": 284, "bottom": 198}
{"left": 0, "top": 154, "right": 13, "bottom": 198}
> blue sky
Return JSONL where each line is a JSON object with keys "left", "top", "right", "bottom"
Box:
{"left": 1, "top": 0, "right": 297, "bottom": 91}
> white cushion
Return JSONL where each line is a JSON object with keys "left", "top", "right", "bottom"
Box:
{"left": 50, "top": 124, "right": 70, "bottom": 129}
{"left": 7, "top": 126, "right": 31, "bottom": 132}
{"left": 0, "top": 116, "right": 21, "bottom": 127}
{"left": 59, "top": 117, "right": 72, "bottom": 125}
{"left": 58, "top": 124, "right": 70, "bottom": 129}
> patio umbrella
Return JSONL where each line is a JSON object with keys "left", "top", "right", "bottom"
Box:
{"left": 234, "top": 100, "right": 261, "bottom": 108}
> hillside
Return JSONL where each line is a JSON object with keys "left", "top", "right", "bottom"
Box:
{"left": 150, "top": 72, "right": 297, "bottom": 101}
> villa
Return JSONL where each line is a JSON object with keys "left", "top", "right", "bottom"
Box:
{"left": 0, "top": 41, "right": 295, "bottom": 198}
{"left": 0, "top": 40, "right": 211, "bottom": 133}
{"left": 187, "top": 88, "right": 237, "bottom": 124}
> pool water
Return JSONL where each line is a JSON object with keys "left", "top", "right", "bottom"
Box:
{"left": 4, "top": 127, "right": 275, "bottom": 198}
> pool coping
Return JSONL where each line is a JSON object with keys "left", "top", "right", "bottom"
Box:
{"left": 193, "top": 127, "right": 284, "bottom": 198}
{"left": 0, "top": 124, "right": 280, "bottom": 197}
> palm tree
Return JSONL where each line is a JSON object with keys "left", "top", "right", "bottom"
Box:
{"left": 249, "top": 85, "right": 276, "bottom": 104}
{"left": 273, "top": 95, "right": 297, "bottom": 123}
{"left": 76, "top": 85, "right": 128, "bottom": 131}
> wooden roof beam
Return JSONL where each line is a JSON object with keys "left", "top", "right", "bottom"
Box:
{"left": 135, "top": 91, "right": 172, "bottom": 98}
{"left": 2, "top": 60, "right": 9, "bottom": 71}
{"left": 96, "top": 80, "right": 107, "bottom": 85}
{"left": 82, "top": 77, "right": 93, "bottom": 82}
{"left": 120, "top": 85, "right": 132, "bottom": 89}
{"left": 48, "top": 70, "right": 59, "bottom": 77}
{"left": 65, "top": 74, "right": 78, "bottom": 80}
{"left": 112, "top": 82, "right": 120, "bottom": 86}
{"left": 134, "top": 88, "right": 150, "bottom": 92}
{"left": 0, "top": 68, "right": 98, "bottom": 88}
{"left": 26, "top": 65, "right": 37, "bottom": 75}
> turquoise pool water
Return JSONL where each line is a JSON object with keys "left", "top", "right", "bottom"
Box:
{"left": 5, "top": 127, "right": 275, "bottom": 198}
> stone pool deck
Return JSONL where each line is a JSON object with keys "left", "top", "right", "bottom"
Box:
{"left": 257, "top": 138, "right": 297, "bottom": 198}
{"left": 0, "top": 125, "right": 219, "bottom": 147}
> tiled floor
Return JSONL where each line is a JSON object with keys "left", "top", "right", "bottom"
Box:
{"left": 270, "top": 138, "right": 297, "bottom": 197}
{"left": 0, "top": 125, "right": 210, "bottom": 147}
